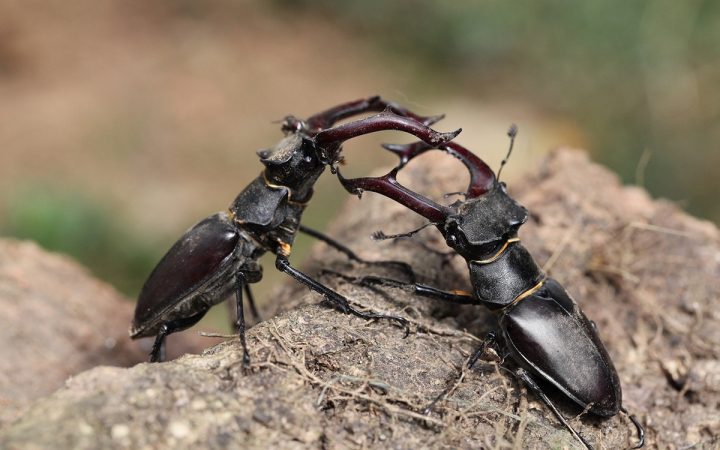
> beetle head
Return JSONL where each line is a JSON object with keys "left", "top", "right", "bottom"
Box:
{"left": 259, "top": 133, "right": 327, "bottom": 202}
{"left": 257, "top": 114, "right": 343, "bottom": 169}
{"left": 440, "top": 183, "right": 528, "bottom": 260}
{"left": 261, "top": 107, "right": 460, "bottom": 204}
{"left": 258, "top": 118, "right": 331, "bottom": 172}
{"left": 257, "top": 133, "right": 304, "bottom": 166}
{"left": 338, "top": 136, "right": 530, "bottom": 262}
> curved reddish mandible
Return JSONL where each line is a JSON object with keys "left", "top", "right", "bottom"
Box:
{"left": 381, "top": 140, "right": 496, "bottom": 198}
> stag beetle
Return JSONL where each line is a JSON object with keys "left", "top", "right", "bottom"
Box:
{"left": 130, "top": 96, "right": 461, "bottom": 364}
{"left": 334, "top": 130, "right": 645, "bottom": 449}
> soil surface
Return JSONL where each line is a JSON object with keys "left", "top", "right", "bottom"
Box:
{"left": 0, "top": 239, "right": 208, "bottom": 426}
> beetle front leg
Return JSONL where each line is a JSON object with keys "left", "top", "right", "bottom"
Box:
{"left": 275, "top": 255, "right": 409, "bottom": 334}
{"left": 324, "top": 271, "right": 481, "bottom": 305}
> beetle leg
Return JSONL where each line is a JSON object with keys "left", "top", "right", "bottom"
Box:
{"left": 148, "top": 311, "right": 207, "bottom": 363}
{"left": 305, "top": 95, "right": 444, "bottom": 131}
{"left": 516, "top": 368, "right": 593, "bottom": 450}
{"left": 298, "top": 224, "right": 417, "bottom": 282}
{"left": 244, "top": 284, "right": 261, "bottom": 322}
{"left": 234, "top": 274, "right": 251, "bottom": 368}
{"left": 420, "top": 331, "right": 499, "bottom": 415}
{"left": 275, "top": 255, "right": 410, "bottom": 335}
{"left": 467, "top": 331, "right": 498, "bottom": 369}
{"left": 227, "top": 284, "right": 262, "bottom": 332}
{"left": 620, "top": 407, "right": 645, "bottom": 448}
{"left": 149, "top": 325, "right": 168, "bottom": 363}
{"left": 326, "top": 272, "right": 480, "bottom": 305}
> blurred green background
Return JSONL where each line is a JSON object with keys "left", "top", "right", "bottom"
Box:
{"left": 1, "top": 0, "right": 718, "bottom": 329}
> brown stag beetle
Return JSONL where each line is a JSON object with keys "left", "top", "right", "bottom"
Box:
{"left": 333, "top": 129, "right": 645, "bottom": 449}
{"left": 129, "top": 96, "right": 461, "bottom": 365}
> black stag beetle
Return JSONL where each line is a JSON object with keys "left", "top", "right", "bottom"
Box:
{"left": 129, "top": 96, "right": 461, "bottom": 364}
{"left": 334, "top": 131, "right": 645, "bottom": 449}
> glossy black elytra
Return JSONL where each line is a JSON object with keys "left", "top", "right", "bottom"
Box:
{"left": 130, "top": 97, "right": 461, "bottom": 364}
{"left": 334, "top": 130, "right": 645, "bottom": 449}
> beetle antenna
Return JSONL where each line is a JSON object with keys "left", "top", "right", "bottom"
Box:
{"left": 372, "top": 222, "right": 435, "bottom": 241}
{"left": 443, "top": 191, "right": 467, "bottom": 200}
{"left": 497, "top": 124, "right": 518, "bottom": 181}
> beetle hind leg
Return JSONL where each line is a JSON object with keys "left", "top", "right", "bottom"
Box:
{"left": 516, "top": 368, "right": 593, "bottom": 450}
{"left": 149, "top": 311, "right": 207, "bottom": 363}
{"left": 149, "top": 326, "right": 168, "bottom": 363}
{"left": 419, "top": 331, "right": 499, "bottom": 415}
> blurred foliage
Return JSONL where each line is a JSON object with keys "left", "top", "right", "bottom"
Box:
{"left": 1, "top": 187, "right": 160, "bottom": 296}
{"left": 277, "top": 0, "right": 720, "bottom": 223}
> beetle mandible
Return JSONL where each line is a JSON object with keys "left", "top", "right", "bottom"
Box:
{"left": 334, "top": 129, "right": 645, "bottom": 449}
{"left": 130, "top": 97, "right": 461, "bottom": 364}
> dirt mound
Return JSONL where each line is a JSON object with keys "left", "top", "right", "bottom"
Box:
{"left": 2, "top": 149, "right": 717, "bottom": 448}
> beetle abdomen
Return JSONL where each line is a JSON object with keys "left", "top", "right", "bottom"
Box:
{"left": 499, "top": 278, "right": 622, "bottom": 416}
{"left": 131, "top": 212, "right": 241, "bottom": 338}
